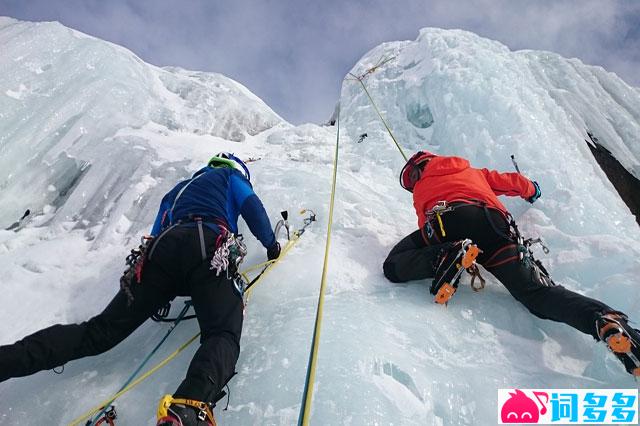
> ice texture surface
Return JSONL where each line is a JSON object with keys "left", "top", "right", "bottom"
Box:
{"left": 1, "top": 21, "right": 639, "bottom": 425}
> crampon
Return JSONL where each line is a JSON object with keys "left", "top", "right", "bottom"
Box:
{"left": 597, "top": 312, "right": 640, "bottom": 377}
{"left": 430, "top": 239, "right": 481, "bottom": 305}
{"left": 157, "top": 395, "right": 216, "bottom": 426}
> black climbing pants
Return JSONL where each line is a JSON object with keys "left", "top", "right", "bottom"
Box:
{"left": 383, "top": 204, "right": 612, "bottom": 339}
{"left": 0, "top": 225, "right": 243, "bottom": 402}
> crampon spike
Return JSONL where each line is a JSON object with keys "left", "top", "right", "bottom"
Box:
{"left": 608, "top": 333, "right": 632, "bottom": 353}
{"left": 461, "top": 244, "right": 480, "bottom": 268}
{"left": 600, "top": 322, "right": 632, "bottom": 353}
{"left": 435, "top": 283, "right": 456, "bottom": 305}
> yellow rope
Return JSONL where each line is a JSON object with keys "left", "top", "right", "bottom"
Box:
{"left": 298, "top": 112, "right": 341, "bottom": 426}
{"left": 67, "top": 333, "right": 201, "bottom": 426}
{"left": 354, "top": 78, "right": 408, "bottom": 162}
{"left": 244, "top": 237, "right": 300, "bottom": 299}
{"left": 346, "top": 57, "right": 408, "bottom": 162}
{"left": 241, "top": 258, "right": 277, "bottom": 275}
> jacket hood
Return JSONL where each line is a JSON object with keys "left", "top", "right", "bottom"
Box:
{"left": 422, "top": 156, "right": 470, "bottom": 177}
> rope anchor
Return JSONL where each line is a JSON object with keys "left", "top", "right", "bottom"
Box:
{"left": 346, "top": 56, "right": 407, "bottom": 162}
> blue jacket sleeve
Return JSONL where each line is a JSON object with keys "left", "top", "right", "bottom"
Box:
{"left": 150, "top": 188, "right": 179, "bottom": 236}
{"left": 230, "top": 174, "right": 276, "bottom": 248}
{"left": 240, "top": 195, "right": 277, "bottom": 248}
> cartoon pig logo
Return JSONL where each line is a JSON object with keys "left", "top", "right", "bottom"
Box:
{"left": 501, "top": 389, "right": 548, "bottom": 423}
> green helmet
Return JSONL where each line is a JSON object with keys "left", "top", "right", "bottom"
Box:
{"left": 208, "top": 152, "right": 250, "bottom": 181}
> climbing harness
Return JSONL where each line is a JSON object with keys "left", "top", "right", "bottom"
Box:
{"left": 157, "top": 395, "right": 217, "bottom": 425}
{"left": 151, "top": 219, "right": 248, "bottom": 320}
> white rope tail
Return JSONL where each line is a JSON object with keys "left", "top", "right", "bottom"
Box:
{"left": 210, "top": 232, "right": 248, "bottom": 277}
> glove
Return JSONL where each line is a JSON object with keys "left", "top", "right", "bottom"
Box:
{"left": 526, "top": 181, "right": 541, "bottom": 204}
{"left": 267, "top": 241, "right": 281, "bottom": 261}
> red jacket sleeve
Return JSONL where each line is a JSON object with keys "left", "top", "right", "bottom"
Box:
{"left": 480, "top": 168, "right": 535, "bottom": 199}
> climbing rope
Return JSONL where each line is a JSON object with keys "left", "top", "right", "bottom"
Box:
{"left": 347, "top": 56, "right": 408, "bottom": 162}
{"left": 298, "top": 111, "right": 341, "bottom": 426}
{"left": 243, "top": 209, "right": 316, "bottom": 299}
{"left": 68, "top": 333, "right": 201, "bottom": 426}
{"left": 85, "top": 301, "right": 193, "bottom": 425}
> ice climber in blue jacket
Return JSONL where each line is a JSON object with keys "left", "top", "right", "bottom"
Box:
{"left": 0, "top": 152, "right": 281, "bottom": 426}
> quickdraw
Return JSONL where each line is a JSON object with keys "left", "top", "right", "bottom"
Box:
{"left": 210, "top": 229, "right": 248, "bottom": 279}
{"left": 427, "top": 201, "right": 454, "bottom": 238}
{"left": 94, "top": 406, "right": 116, "bottom": 426}
{"left": 468, "top": 264, "right": 486, "bottom": 292}
{"left": 120, "top": 235, "right": 154, "bottom": 306}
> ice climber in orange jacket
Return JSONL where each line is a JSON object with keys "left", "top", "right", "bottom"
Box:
{"left": 383, "top": 150, "right": 640, "bottom": 378}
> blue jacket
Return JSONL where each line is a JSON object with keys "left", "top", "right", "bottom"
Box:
{"left": 150, "top": 166, "right": 276, "bottom": 249}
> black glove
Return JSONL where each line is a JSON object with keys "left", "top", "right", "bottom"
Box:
{"left": 526, "top": 181, "right": 541, "bottom": 204}
{"left": 267, "top": 241, "right": 281, "bottom": 260}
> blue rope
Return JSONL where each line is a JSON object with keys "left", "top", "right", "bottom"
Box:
{"left": 87, "top": 300, "right": 193, "bottom": 425}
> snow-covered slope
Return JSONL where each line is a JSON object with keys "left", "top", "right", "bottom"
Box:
{"left": 1, "top": 20, "right": 639, "bottom": 426}
{"left": 0, "top": 16, "right": 283, "bottom": 233}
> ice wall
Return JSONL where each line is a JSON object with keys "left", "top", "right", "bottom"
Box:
{"left": 1, "top": 20, "right": 640, "bottom": 426}
{"left": 340, "top": 28, "right": 640, "bottom": 238}
{"left": 0, "top": 17, "right": 283, "bottom": 233}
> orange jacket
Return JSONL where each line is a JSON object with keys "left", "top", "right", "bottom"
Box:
{"left": 413, "top": 155, "right": 536, "bottom": 228}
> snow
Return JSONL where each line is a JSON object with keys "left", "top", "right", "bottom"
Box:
{"left": 1, "top": 20, "right": 640, "bottom": 425}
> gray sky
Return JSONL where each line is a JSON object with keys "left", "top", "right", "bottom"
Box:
{"left": 1, "top": 0, "right": 638, "bottom": 124}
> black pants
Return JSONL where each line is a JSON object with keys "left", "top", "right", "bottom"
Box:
{"left": 384, "top": 205, "right": 612, "bottom": 339}
{"left": 0, "top": 225, "right": 243, "bottom": 402}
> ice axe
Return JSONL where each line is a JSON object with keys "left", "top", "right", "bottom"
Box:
{"left": 510, "top": 154, "right": 521, "bottom": 174}
{"left": 274, "top": 210, "right": 290, "bottom": 240}
{"left": 510, "top": 154, "right": 549, "bottom": 255}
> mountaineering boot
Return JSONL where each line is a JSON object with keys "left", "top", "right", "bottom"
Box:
{"left": 156, "top": 404, "right": 215, "bottom": 426}
{"left": 597, "top": 312, "right": 640, "bottom": 377}
{"left": 157, "top": 395, "right": 216, "bottom": 426}
{"left": 430, "top": 239, "right": 480, "bottom": 305}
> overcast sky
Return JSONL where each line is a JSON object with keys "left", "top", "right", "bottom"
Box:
{"left": 1, "top": 0, "right": 638, "bottom": 124}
